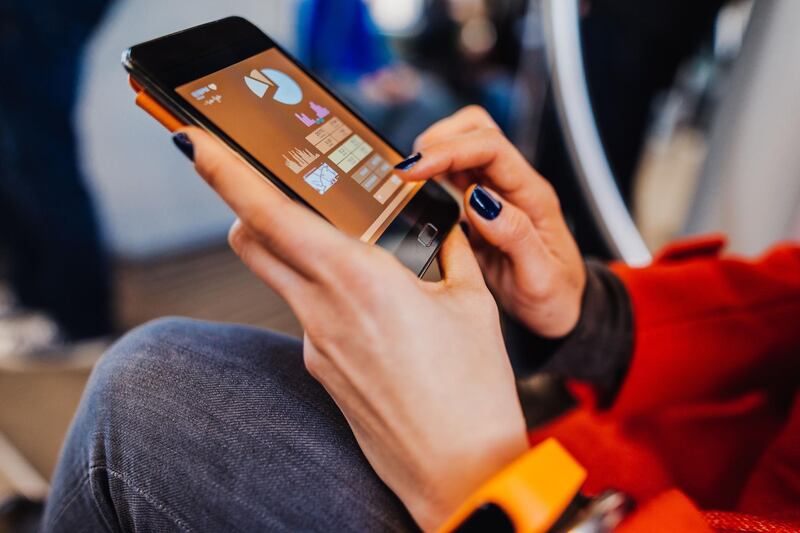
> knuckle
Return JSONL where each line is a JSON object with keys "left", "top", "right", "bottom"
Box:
{"left": 196, "top": 152, "right": 224, "bottom": 189}
{"left": 476, "top": 128, "right": 509, "bottom": 155}
{"left": 303, "top": 350, "right": 324, "bottom": 380}
{"left": 414, "top": 131, "right": 434, "bottom": 149}
{"left": 463, "top": 105, "right": 493, "bottom": 123}
{"left": 245, "top": 209, "right": 281, "bottom": 247}
{"left": 485, "top": 126, "right": 509, "bottom": 146}
{"left": 233, "top": 236, "right": 257, "bottom": 268}
{"left": 247, "top": 207, "right": 270, "bottom": 232}
{"left": 306, "top": 318, "right": 354, "bottom": 362}
{"left": 320, "top": 245, "right": 370, "bottom": 280}
{"left": 505, "top": 209, "right": 534, "bottom": 244}
{"left": 521, "top": 265, "right": 557, "bottom": 301}
{"left": 539, "top": 179, "right": 561, "bottom": 211}
{"left": 227, "top": 222, "right": 245, "bottom": 252}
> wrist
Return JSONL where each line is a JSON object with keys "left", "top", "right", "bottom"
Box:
{"left": 539, "top": 260, "right": 634, "bottom": 407}
{"left": 437, "top": 439, "right": 588, "bottom": 533}
{"left": 413, "top": 429, "right": 530, "bottom": 531}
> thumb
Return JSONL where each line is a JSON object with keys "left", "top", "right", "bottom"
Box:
{"left": 436, "top": 224, "right": 485, "bottom": 288}
{"left": 464, "top": 185, "right": 549, "bottom": 268}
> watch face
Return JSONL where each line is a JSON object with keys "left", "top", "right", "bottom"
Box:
{"left": 454, "top": 503, "right": 514, "bottom": 533}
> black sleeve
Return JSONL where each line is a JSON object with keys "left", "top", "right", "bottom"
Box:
{"left": 539, "top": 260, "right": 634, "bottom": 406}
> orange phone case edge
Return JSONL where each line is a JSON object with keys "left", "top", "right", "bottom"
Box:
{"left": 129, "top": 75, "right": 184, "bottom": 132}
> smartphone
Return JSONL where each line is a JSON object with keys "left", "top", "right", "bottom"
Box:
{"left": 123, "top": 16, "right": 458, "bottom": 276}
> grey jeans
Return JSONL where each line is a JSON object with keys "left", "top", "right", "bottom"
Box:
{"left": 41, "top": 318, "right": 417, "bottom": 532}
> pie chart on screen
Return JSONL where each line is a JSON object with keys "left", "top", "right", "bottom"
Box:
{"left": 244, "top": 68, "right": 303, "bottom": 105}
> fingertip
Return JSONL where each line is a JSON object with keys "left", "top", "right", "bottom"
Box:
{"left": 173, "top": 127, "right": 216, "bottom": 171}
{"left": 394, "top": 152, "right": 423, "bottom": 172}
{"left": 462, "top": 185, "right": 512, "bottom": 246}
{"left": 466, "top": 184, "right": 503, "bottom": 221}
{"left": 173, "top": 125, "right": 204, "bottom": 144}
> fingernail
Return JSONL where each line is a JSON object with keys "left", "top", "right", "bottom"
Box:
{"left": 394, "top": 152, "right": 422, "bottom": 170}
{"left": 172, "top": 132, "right": 194, "bottom": 162}
{"left": 470, "top": 185, "right": 502, "bottom": 220}
{"left": 459, "top": 221, "right": 471, "bottom": 237}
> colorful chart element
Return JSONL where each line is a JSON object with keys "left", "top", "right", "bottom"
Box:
{"left": 284, "top": 147, "right": 319, "bottom": 174}
{"left": 304, "top": 163, "right": 339, "bottom": 195}
{"left": 295, "top": 101, "right": 331, "bottom": 127}
{"left": 244, "top": 68, "right": 303, "bottom": 105}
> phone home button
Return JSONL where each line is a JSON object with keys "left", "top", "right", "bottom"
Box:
{"left": 417, "top": 223, "right": 438, "bottom": 247}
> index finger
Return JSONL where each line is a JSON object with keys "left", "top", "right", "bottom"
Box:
{"left": 413, "top": 105, "right": 500, "bottom": 151}
{"left": 179, "top": 127, "right": 355, "bottom": 279}
{"left": 398, "top": 129, "right": 553, "bottom": 218}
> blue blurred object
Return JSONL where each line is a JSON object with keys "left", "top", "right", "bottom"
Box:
{"left": 0, "top": 0, "right": 114, "bottom": 339}
{"left": 297, "top": 0, "right": 394, "bottom": 83}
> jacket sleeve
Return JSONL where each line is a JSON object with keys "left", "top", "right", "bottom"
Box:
{"left": 540, "top": 259, "right": 634, "bottom": 406}
{"left": 609, "top": 238, "right": 800, "bottom": 418}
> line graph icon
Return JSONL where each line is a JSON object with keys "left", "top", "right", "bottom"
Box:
{"left": 303, "top": 163, "right": 339, "bottom": 195}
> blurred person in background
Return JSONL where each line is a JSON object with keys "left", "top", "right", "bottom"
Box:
{"left": 296, "top": 0, "right": 527, "bottom": 152}
{"left": 0, "top": 0, "right": 115, "bottom": 358}
{"left": 296, "top": 0, "right": 458, "bottom": 152}
{"left": 410, "top": 0, "right": 527, "bottom": 132}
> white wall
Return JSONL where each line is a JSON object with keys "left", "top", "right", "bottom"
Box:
{"left": 77, "top": 0, "right": 299, "bottom": 259}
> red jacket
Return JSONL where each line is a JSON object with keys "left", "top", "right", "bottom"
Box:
{"left": 529, "top": 236, "right": 800, "bottom": 531}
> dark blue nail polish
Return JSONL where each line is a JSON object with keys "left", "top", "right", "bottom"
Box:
{"left": 394, "top": 152, "right": 422, "bottom": 170}
{"left": 470, "top": 186, "right": 502, "bottom": 220}
{"left": 172, "top": 132, "right": 194, "bottom": 162}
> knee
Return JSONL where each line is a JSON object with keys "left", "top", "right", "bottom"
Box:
{"left": 83, "top": 317, "right": 305, "bottom": 434}
{"left": 57, "top": 317, "right": 210, "bottom": 476}
{"left": 89, "top": 316, "right": 200, "bottom": 401}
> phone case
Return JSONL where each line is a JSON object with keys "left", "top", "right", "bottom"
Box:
{"left": 129, "top": 76, "right": 184, "bottom": 132}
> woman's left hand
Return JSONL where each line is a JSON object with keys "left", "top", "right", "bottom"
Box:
{"left": 178, "top": 128, "right": 528, "bottom": 531}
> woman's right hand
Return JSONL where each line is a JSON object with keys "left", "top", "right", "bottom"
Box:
{"left": 397, "top": 106, "right": 586, "bottom": 338}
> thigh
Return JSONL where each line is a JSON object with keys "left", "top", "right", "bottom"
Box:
{"left": 42, "top": 318, "right": 417, "bottom": 532}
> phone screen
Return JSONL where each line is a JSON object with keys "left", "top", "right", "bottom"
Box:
{"left": 175, "top": 48, "right": 421, "bottom": 243}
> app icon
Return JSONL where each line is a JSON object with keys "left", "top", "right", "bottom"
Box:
{"left": 284, "top": 147, "right": 319, "bottom": 174}
{"left": 191, "top": 83, "right": 219, "bottom": 101}
{"left": 304, "top": 163, "right": 338, "bottom": 195}
{"left": 295, "top": 102, "right": 330, "bottom": 127}
{"left": 245, "top": 69, "right": 303, "bottom": 105}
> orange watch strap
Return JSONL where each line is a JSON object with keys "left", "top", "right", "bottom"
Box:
{"left": 128, "top": 75, "right": 185, "bottom": 132}
{"left": 438, "top": 439, "right": 587, "bottom": 533}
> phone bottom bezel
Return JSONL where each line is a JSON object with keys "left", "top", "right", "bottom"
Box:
{"left": 376, "top": 181, "right": 459, "bottom": 277}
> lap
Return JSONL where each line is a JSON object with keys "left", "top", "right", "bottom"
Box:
{"left": 42, "top": 317, "right": 417, "bottom": 532}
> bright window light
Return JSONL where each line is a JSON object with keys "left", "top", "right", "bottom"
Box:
{"left": 365, "top": 0, "right": 425, "bottom": 35}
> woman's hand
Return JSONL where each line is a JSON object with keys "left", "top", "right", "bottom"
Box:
{"left": 397, "top": 106, "right": 586, "bottom": 338}
{"left": 176, "top": 129, "right": 529, "bottom": 531}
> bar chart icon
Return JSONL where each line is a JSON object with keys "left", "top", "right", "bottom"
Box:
{"left": 284, "top": 147, "right": 319, "bottom": 174}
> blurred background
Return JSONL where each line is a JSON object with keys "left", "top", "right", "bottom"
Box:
{"left": 1, "top": 0, "right": 799, "bottom": 529}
